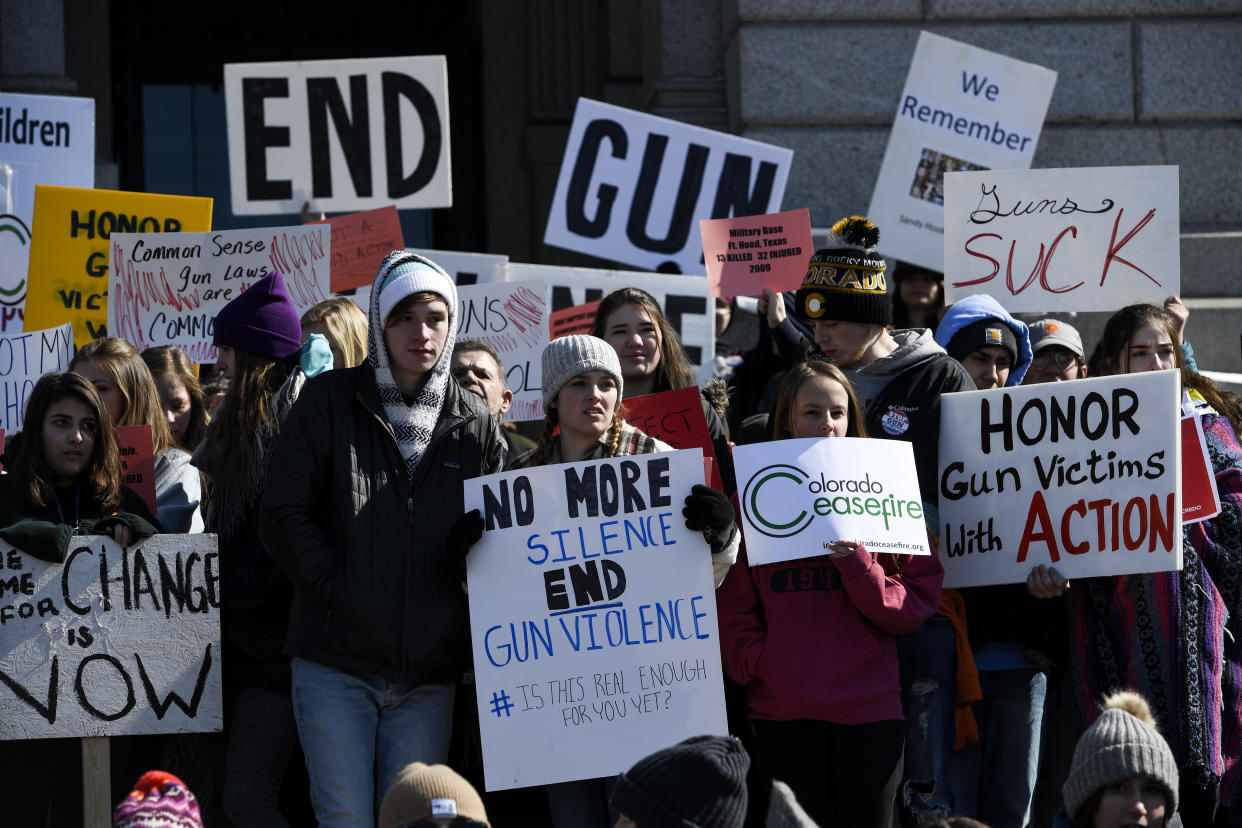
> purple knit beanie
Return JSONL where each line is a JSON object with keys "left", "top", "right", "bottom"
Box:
{"left": 212, "top": 270, "right": 302, "bottom": 360}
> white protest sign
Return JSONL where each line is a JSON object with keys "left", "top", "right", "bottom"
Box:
{"left": 109, "top": 226, "right": 331, "bottom": 363}
{"left": 867, "top": 32, "right": 1056, "bottom": 271}
{"left": 0, "top": 322, "right": 73, "bottom": 433}
{"left": 0, "top": 92, "right": 95, "bottom": 215}
{"left": 938, "top": 371, "right": 1181, "bottom": 588}
{"left": 465, "top": 450, "right": 727, "bottom": 791}
{"left": 505, "top": 262, "right": 715, "bottom": 384}
{"left": 457, "top": 280, "right": 547, "bottom": 422}
{"left": 943, "top": 165, "right": 1179, "bottom": 312}
{"left": 733, "top": 438, "right": 931, "bottom": 566}
{"left": 0, "top": 535, "right": 222, "bottom": 740}
{"left": 224, "top": 56, "right": 451, "bottom": 215}
{"left": 544, "top": 98, "right": 792, "bottom": 275}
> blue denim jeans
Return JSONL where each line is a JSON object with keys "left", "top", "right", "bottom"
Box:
{"left": 290, "top": 658, "right": 455, "bottom": 827}
{"left": 897, "top": 617, "right": 957, "bottom": 826}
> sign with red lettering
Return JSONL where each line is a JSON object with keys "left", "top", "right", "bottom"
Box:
{"left": 700, "top": 208, "right": 812, "bottom": 298}
{"left": 943, "top": 165, "right": 1179, "bottom": 312}
{"left": 1181, "top": 414, "right": 1220, "bottom": 525}
{"left": 549, "top": 300, "right": 601, "bottom": 340}
{"left": 624, "top": 387, "right": 723, "bottom": 491}
{"left": 938, "top": 371, "right": 1182, "bottom": 588}
{"left": 308, "top": 205, "right": 404, "bottom": 291}
{"left": 115, "top": 425, "right": 157, "bottom": 515}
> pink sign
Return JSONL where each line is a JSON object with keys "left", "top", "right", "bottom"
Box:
{"left": 700, "top": 208, "right": 813, "bottom": 298}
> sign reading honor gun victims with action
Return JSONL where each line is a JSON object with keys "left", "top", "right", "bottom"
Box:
{"left": 938, "top": 371, "right": 1182, "bottom": 589}
{"left": 465, "top": 450, "right": 728, "bottom": 790}
{"left": 944, "top": 165, "right": 1179, "bottom": 312}
{"left": 733, "top": 438, "right": 931, "bottom": 567}
{"left": 0, "top": 535, "right": 222, "bottom": 740}
{"left": 456, "top": 280, "right": 547, "bottom": 422}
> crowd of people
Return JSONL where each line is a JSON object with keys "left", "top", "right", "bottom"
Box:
{"left": 0, "top": 212, "right": 1239, "bottom": 828}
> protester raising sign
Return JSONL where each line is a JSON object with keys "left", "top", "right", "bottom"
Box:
{"left": 938, "top": 371, "right": 1182, "bottom": 588}
{"left": 943, "top": 165, "right": 1179, "bottom": 312}
{"left": 700, "top": 208, "right": 812, "bottom": 299}
{"left": 0, "top": 535, "right": 222, "bottom": 740}
{"left": 456, "top": 280, "right": 547, "bottom": 422}
{"left": 464, "top": 450, "right": 727, "bottom": 791}
{"left": 108, "top": 226, "right": 331, "bottom": 363}
{"left": 0, "top": 322, "right": 73, "bottom": 433}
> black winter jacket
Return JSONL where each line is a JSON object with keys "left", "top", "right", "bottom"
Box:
{"left": 260, "top": 364, "right": 505, "bottom": 685}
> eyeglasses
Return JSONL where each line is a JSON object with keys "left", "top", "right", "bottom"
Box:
{"left": 1030, "top": 351, "right": 1078, "bottom": 372}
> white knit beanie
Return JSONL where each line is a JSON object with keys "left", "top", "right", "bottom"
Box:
{"left": 541, "top": 334, "right": 623, "bottom": 412}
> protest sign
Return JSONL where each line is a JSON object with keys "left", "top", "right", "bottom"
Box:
{"left": 0, "top": 212, "right": 31, "bottom": 333}
{"left": 25, "top": 186, "right": 213, "bottom": 344}
{"left": 310, "top": 205, "right": 404, "bottom": 291}
{"left": 868, "top": 32, "right": 1056, "bottom": 271}
{"left": 733, "top": 438, "right": 931, "bottom": 566}
{"left": 108, "top": 225, "right": 329, "bottom": 363}
{"left": 0, "top": 322, "right": 73, "bottom": 433}
{"left": 549, "top": 300, "right": 601, "bottom": 340}
{"left": 0, "top": 534, "right": 222, "bottom": 740}
{"left": 115, "top": 425, "right": 157, "bottom": 515}
{"left": 544, "top": 98, "right": 792, "bottom": 275}
{"left": 938, "top": 371, "right": 1181, "bottom": 588}
{"left": 943, "top": 165, "right": 1179, "bottom": 312}
{"left": 456, "top": 280, "right": 547, "bottom": 422}
{"left": 624, "top": 387, "right": 723, "bottom": 491}
{"left": 0, "top": 92, "right": 95, "bottom": 216}
{"left": 700, "top": 208, "right": 812, "bottom": 298}
{"left": 1181, "top": 414, "right": 1220, "bottom": 525}
{"left": 225, "top": 56, "right": 451, "bottom": 215}
{"left": 348, "top": 247, "right": 511, "bottom": 308}
{"left": 464, "top": 449, "right": 727, "bottom": 790}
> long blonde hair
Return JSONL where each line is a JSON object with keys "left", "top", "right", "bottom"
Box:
{"left": 301, "top": 297, "right": 368, "bottom": 367}
{"left": 72, "top": 337, "right": 177, "bottom": 455}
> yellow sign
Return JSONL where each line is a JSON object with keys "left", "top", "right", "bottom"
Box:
{"left": 25, "top": 185, "right": 212, "bottom": 342}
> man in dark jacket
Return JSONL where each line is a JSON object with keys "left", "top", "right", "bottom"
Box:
{"left": 261, "top": 251, "right": 504, "bottom": 827}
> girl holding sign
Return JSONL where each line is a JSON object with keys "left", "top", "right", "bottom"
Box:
{"left": 716, "top": 358, "right": 944, "bottom": 827}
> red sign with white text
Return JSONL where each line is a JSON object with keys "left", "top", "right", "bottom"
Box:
{"left": 1181, "top": 414, "right": 1220, "bottom": 524}
{"left": 115, "top": 425, "right": 157, "bottom": 515}
{"left": 624, "top": 386, "right": 723, "bottom": 491}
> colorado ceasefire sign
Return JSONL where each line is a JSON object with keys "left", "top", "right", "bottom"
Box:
{"left": 225, "top": 56, "right": 451, "bottom": 215}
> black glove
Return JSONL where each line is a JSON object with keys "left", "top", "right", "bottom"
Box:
{"left": 682, "top": 484, "right": 737, "bottom": 554}
{"left": 447, "top": 509, "right": 486, "bottom": 580}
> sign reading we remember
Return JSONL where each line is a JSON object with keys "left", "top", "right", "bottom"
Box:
{"left": 544, "top": 98, "right": 792, "bottom": 275}
{"left": 225, "top": 56, "right": 451, "bottom": 215}
{"left": 465, "top": 450, "right": 727, "bottom": 790}
{"left": 0, "top": 323, "right": 73, "bottom": 433}
{"left": 108, "top": 225, "right": 331, "bottom": 363}
{"left": 938, "top": 371, "right": 1181, "bottom": 588}
{"left": 868, "top": 32, "right": 1056, "bottom": 271}
{"left": 456, "top": 280, "right": 547, "bottom": 422}
{"left": 733, "top": 438, "right": 931, "bottom": 566}
{"left": 943, "top": 165, "right": 1179, "bottom": 312}
{"left": 0, "top": 535, "right": 222, "bottom": 740}
{"left": 700, "top": 208, "right": 812, "bottom": 299}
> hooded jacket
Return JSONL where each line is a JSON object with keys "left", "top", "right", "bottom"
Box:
{"left": 933, "top": 293, "right": 1033, "bottom": 386}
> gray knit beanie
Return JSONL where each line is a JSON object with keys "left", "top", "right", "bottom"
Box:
{"left": 541, "top": 334, "right": 623, "bottom": 412}
{"left": 1063, "top": 690, "right": 1179, "bottom": 820}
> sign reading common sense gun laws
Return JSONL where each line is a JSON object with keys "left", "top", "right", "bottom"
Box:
{"left": 465, "top": 450, "right": 727, "bottom": 790}
{"left": 0, "top": 535, "right": 222, "bottom": 740}
{"left": 108, "top": 225, "right": 331, "bottom": 363}
{"left": 225, "top": 56, "right": 451, "bottom": 215}
{"left": 937, "top": 371, "right": 1181, "bottom": 588}
{"left": 544, "top": 98, "right": 792, "bottom": 275}
{"left": 733, "top": 437, "right": 931, "bottom": 567}
{"left": 868, "top": 32, "right": 1056, "bottom": 271}
{"left": 0, "top": 322, "right": 73, "bottom": 433}
{"left": 944, "top": 165, "right": 1179, "bottom": 312}
{"left": 456, "top": 280, "right": 547, "bottom": 422}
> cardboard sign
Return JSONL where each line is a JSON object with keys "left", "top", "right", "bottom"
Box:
{"left": 544, "top": 98, "right": 792, "bottom": 275}
{"left": 1181, "top": 414, "right": 1221, "bottom": 524}
{"left": 624, "top": 387, "right": 723, "bottom": 491}
{"left": 938, "top": 371, "right": 1182, "bottom": 588}
{"left": 115, "top": 425, "right": 157, "bottom": 516}
{"left": 943, "top": 165, "right": 1179, "bottom": 312}
{"left": 310, "top": 205, "right": 404, "bottom": 291}
{"left": 0, "top": 323, "right": 74, "bottom": 433}
{"left": 108, "top": 225, "right": 330, "bottom": 363}
{"left": 25, "top": 186, "right": 213, "bottom": 344}
{"left": 0, "top": 534, "right": 222, "bottom": 740}
{"left": 700, "top": 208, "right": 812, "bottom": 298}
{"left": 733, "top": 438, "right": 931, "bottom": 566}
{"left": 465, "top": 449, "right": 727, "bottom": 790}
{"left": 224, "top": 56, "right": 451, "bottom": 215}
{"left": 456, "top": 280, "right": 547, "bottom": 422}
{"left": 549, "top": 300, "right": 602, "bottom": 340}
{"left": 868, "top": 32, "right": 1056, "bottom": 271}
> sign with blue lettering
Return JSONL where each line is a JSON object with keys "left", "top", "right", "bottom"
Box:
{"left": 464, "top": 449, "right": 727, "bottom": 791}
{"left": 0, "top": 323, "right": 73, "bottom": 434}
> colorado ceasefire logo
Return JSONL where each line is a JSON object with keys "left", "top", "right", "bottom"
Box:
{"left": 740, "top": 463, "right": 922, "bottom": 539}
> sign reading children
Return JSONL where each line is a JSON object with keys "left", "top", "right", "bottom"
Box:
{"left": 464, "top": 450, "right": 727, "bottom": 791}
{"left": 937, "top": 371, "right": 1181, "bottom": 588}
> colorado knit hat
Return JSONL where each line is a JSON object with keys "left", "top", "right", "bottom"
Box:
{"left": 1029, "top": 318, "right": 1085, "bottom": 360}
{"left": 374, "top": 251, "right": 458, "bottom": 329}
{"left": 212, "top": 270, "right": 302, "bottom": 360}
{"left": 113, "top": 770, "right": 203, "bottom": 828}
{"left": 946, "top": 318, "right": 1019, "bottom": 366}
{"left": 379, "top": 763, "right": 489, "bottom": 828}
{"left": 541, "top": 334, "right": 623, "bottom": 412}
{"left": 1063, "top": 690, "right": 1179, "bottom": 820}
{"left": 795, "top": 215, "right": 890, "bottom": 326}
{"left": 609, "top": 735, "right": 750, "bottom": 828}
